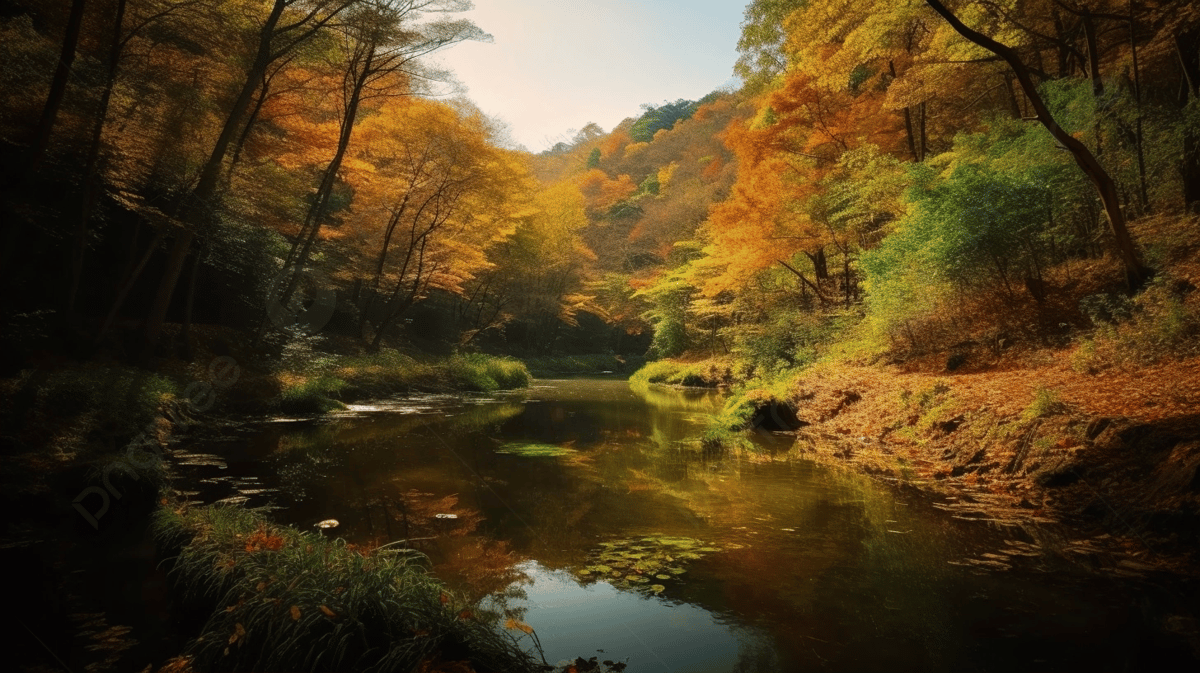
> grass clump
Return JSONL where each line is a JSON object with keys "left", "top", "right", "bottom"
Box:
{"left": 628, "top": 360, "right": 719, "bottom": 390}
{"left": 278, "top": 374, "right": 347, "bottom": 414}
{"left": 273, "top": 350, "right": 530, "bottom": 412}
{"left": 445, "top": 354, "right": 530, "bottom": 392}
{"left": 152, "top": 504, "right": 536, "bottom": 673}
{"left": 1023, "top": 386, "right": 1065, "bottom": 420}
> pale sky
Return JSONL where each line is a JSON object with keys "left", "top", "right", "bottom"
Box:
{"left": 430, "top": 0, "right": 747, "bottom": 152}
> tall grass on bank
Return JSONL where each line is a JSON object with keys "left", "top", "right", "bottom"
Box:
{"left": 628, "top": 360, "right": 712, "bottom": 389}
{"left": 631, "top": 359, "right": 803, "bottom": 454}
{"left": 278, "top": 374, "right": 348, "bottom": 413}
{"left": 153, "top": 504, "right": 536, "bottom": 673}
{"left": 276, "top": 351, "right": 531, "bottom": 413}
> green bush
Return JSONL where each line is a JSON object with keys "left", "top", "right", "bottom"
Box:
{"left": 646, "top": 317, "right": 688, "bottom": 359}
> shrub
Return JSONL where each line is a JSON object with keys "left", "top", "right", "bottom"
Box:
{"left": 646, "top": 317, "right": 688, "bottom": 359}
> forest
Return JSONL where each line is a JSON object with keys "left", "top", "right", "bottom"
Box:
{"left": 2, "top": 0, "right": 1200, "bottom": 671}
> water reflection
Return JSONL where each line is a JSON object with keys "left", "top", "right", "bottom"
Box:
{"left": 487, "top": 561, "right": 779, "bottom": 673}
{"left": 174, "top": 379, "right": 1194, "bottom": 671}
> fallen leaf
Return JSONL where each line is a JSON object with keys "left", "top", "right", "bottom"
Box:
{"left": 503, "top": 618, "right": 534, "bottom": 635}
{"left": 319, "top": 605, "right": 336, "bottom": 618}
{"left": 290, "top": 605, "right": 301, "bottom": 621}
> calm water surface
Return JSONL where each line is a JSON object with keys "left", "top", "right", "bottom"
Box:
{"left": 175, "top": 378, "right": 1192, "bottom": 671}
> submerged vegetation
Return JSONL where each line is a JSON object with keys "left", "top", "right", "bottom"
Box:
{"left": 494, "top": 441, "right": 578, "bottom": 458}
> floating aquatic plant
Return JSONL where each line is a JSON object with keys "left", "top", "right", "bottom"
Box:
{"left": 494, "top": 442, "right": 577, "bottom": 457}
{"left": 574, "top": 535, "right": 721, "bottom": 594}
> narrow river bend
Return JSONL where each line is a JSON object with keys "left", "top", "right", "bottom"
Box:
{"left": 173, "top": 378, "right": 1190, "bottom": 672}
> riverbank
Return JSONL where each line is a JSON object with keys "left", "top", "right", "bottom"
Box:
{"left": 637, "top": 350, "right": 1200, "bottom": 579}
{"left": 0, "top": 344, "right": 543, "bottom": 673}
{"left": 780, "top": 357, "right": 1200, "bottom": 573}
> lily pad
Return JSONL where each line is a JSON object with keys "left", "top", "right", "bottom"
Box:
{"left": 650, "top": 584, "right": 666, "bottom": 594}
{"left": 494, "top": 442, "right": 576, "bottom": 457}
{"left": 573, "top": 534, "right": 720, "bottom": 594}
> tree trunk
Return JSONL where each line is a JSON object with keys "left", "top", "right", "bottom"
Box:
{"left": 142, "top": 229, "right": 193, "bottom": 355}
{"left": 1128, "top": 0, "right": 1149, "bottom": 212}
{"left": 1081, "top": 9, "right": 1104, "bottom": 97}
{"left": 68, "top": 0, "right": 127, "bottom": 318}
{"left": 226, "top": 75, "right": 271, "bottom": 179}
{"left": 187, "top": 1, "right": 288, "bottom": 221}
{"left": 804, "top": 248, "right": 828, "bottom": 280}
{"left": 96, "top": 226, "right": 165, "bottom": 343}
{"left": 918, "top": 100, "right": 928, "bottom": 161}
{"left": 1004, "top": 73, "right": 1023, "bottom": 120}
{"left": 182, "top": 245, "right": 202, "bottom": 360}
{"left": 1176, "top": 31, "right": 1200, "bottom": 211}
{"left": 142, "top": 2, "right": 293, "bottom": 355}
{"left": 924, "top": 0, "right": 1148, "bottom": 287}
{"left": 890, "top": 60, "right": 922, "bottom": 162}
{"left": 258, "top": 47, "right": 374, "bottom": 347}
{"left": 26, "top": 0, "right": 88, "bottom": 177}
{"left": 777, "top": 259, "right": 828, "bottom": 305}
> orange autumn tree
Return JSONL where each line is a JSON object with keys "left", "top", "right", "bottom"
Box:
{"left": 698, "top": 73, "right": 853, "bottom": 302}
{"left": 338, "top": 97, "right": 530, "bottom": 349}
{"left": 453, "top": 179, "right": 599, "bottom": 349}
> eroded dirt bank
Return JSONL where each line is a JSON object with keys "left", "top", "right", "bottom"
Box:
{"left": 779, "top": 357, "right": 1200, "bottom": 576}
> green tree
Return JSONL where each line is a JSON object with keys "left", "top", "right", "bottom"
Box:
{"left": 734, "top": 0, "right": 808, "bottom": 92}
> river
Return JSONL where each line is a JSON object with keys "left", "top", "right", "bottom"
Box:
{"left": 173, "top": 377, "right": 1193, "bottom": 671}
